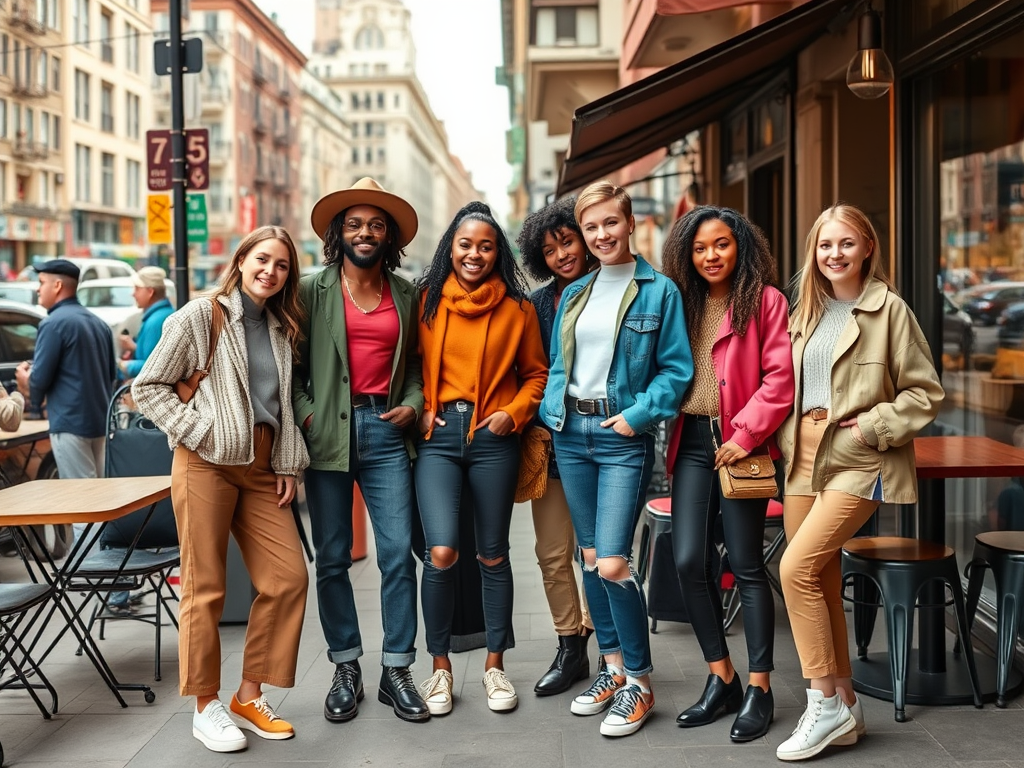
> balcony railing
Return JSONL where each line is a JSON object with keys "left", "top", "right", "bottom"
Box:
{"left": 13, "top": 140, "right": 50, "bottom": 160}
{"left": 4, "top": 202, "right": 59, "bottom": 218}
{"left": 253, "top": 60, "right": 268, "bottom": 86}
{"left": 12, "top": 80, "right": 47, "bottom": 98}
{"left": 279, "top": 82, "right": 292, "bottom": 100}
{"left": 201, "top": 84, "right": 230, "bottom": 105}
{"left": 210, "top": 140, "right": 232, "bottom": 164}
{"left": 253, "top": 167, "right": 269, "bottom": 185}
{"left": 273, "top": 128, "right": 291, "bottom": 147}
{"left": 253, "top": 118, "right": 269, "bottom": 136}
{"left": 9, "top": 3, "right": 45, "bottom": 34}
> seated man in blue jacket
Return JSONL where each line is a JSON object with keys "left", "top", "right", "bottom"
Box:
{"left": 117, "top": 266, "right": 174, "bottom": 381}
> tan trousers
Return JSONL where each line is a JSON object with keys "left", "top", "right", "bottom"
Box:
{"left": 531, "top": 479, "right": 592, "bottom": 635}
{"left": 781, "top": 415, "right": 879, "bottom": 679}
{"left": 172, "top": 425, "right": 308, "bottom": 697}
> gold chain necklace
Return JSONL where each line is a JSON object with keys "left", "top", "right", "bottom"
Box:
{"left": 343, "top": 271, "right": 383, "bottom": 314}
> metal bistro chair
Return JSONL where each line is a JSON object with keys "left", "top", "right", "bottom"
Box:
{"left": 0, "top": 577, "right": 60, "bottom": 719}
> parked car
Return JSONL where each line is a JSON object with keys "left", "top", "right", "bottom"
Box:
{"left": 0, "top": 281, "right": 40, "bottom": 306}
{"left": 956, "top": 282, "right": 1024, "bottom": 326}
{"left": 77, "top": 278, "right": 177, "bottom": 349}
{"left": 944, "top": 294, "right": 974, "bottom": 362}
{"left": 997, "top": 299, "right": 1024, "bottom": 349}
{"left": 16, "top": 257, "right": 136, "bottom": 284}
{"left": 0, "top": 300, "right": 46, "bottom": 394}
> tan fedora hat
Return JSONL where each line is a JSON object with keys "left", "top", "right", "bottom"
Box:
{"left": 310, "top": 177, "right": 418, "bottom": 248}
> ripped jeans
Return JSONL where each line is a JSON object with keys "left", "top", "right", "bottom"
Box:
{"left": 552, "top": 409, "right": 655, "bottom": 677}
{"left": 415, "top": 404, "right": 520, "bottom": 656}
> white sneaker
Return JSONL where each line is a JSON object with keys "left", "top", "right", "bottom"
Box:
{"left": 776, "top": 689, "right": 856, "bottom": 761}
{"left": 482, "top": 667, "right": 518, "bottom": 712}
{"left": 833, "top": 696, "right": 866, "bottom": 746}
{"left": 192, "top": 699, "right": 247, "bottom": 753}
{"left": 419, "top": 669, "right": 454, "bottom": 716}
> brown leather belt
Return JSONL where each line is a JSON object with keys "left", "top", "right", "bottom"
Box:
{"left": 352, "top": 394, "right": 386, "bottom": 408}
{"left": 567, "top": 396, "right": 610, "bottom": 417}
{"left": 805, "top": 408, "right": 829, "bottom": 422}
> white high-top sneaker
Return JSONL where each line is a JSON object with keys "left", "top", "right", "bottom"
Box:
{"left": 833, "top": 696, "right": 866, "bottom": 746}
{"left": 776, "top": 689, "right": 856, "bottom": 761}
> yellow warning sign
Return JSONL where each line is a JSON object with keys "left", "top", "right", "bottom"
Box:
{"left": 147, "top": 194, "right": 172, "bottom": 245}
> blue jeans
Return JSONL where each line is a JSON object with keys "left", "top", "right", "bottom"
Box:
{"left": 415, "top": 404, "right": 520, "bottom": 656}
{"left": 304, "top": 403, "right": 418, "bottom": 667}
{"left": 553, "top": 410, "right": 655, "bottom": 677}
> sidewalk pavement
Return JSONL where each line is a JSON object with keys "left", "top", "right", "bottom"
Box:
{"left": 1, "top": 501, "right": 1022, "bottom": 768}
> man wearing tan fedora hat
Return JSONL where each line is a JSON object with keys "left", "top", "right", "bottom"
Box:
{"left": 294, "top": 177, "right": 430, "bottom": 723}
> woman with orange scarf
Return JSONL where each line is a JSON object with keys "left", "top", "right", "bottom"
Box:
{"left": 414, "top": 202, "right": 548, "bottom": 717}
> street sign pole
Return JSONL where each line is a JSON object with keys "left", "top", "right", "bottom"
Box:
{"left": 169, "top": 0, "right": 189, "bottom": 309}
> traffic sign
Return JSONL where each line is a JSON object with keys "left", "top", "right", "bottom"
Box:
{"left": 186, "top": 193, "right": 208, "bottom": 243}
{"left": 147, "top": 194, "right": 172, "bottom": 244}
{"left": 239, "top": 194, "right": 257, "bottom": 233}
{"left": 146, "top": 128, "right": 209, "bottom": 191}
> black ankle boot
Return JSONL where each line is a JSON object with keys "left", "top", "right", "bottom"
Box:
{"left": 676, "top": 673, "right": 743, "bottom": 727}
{"left": 534, "top": 633, "right": 590, "bottom": 696}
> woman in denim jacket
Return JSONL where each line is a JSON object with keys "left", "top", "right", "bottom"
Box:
{"left": 539, "top": 181, "right": 693, "bottom": 738}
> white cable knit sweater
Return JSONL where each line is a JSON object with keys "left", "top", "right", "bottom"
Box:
{"left": 132, "top": 289, "right": 309, "bottom": 476}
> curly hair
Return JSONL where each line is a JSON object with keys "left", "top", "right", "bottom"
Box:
{"left": 662, "top": 206, "right": 778, "bottom": 337}
{"left": 420, "top": 201, "right": 531, "bottom": 326}
{"left": 215, "top": 225, "right": 306, "bottom": 357}
{"left": 320, "top": 208, "right": 406, "bottom": 272}
{"left": 515, "top": 196, "right": 582, "bottom": 282}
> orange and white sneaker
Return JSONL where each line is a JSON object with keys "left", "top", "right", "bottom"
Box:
{"left": 600, "top": 683, "right": 654, "bottom": 737}
{"left": 571, "top": 668, "right": 626, "bottom": 716}
{"left": 230, "top": 694, "right": 296, "bottom": 740}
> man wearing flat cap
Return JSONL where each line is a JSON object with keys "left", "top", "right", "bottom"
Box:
{"left": 117, "top": 266, "right": 174, "bottom": 380}
{"left": 16, "top": 259, "right": 116, "bottom": 543}
{"left": 294, "top": 178, "right": 429, "bottom": 723}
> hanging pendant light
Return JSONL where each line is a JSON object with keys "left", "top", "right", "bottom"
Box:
{"left": 846, "top": 3, "right": 894, "bottom": 99}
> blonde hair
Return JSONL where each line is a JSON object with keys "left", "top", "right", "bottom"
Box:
{"left": 792, "top": 203, "right": 896, "bottom": 335}
{"left": 574, "top": 180, "right": 632, "bottom": 223}
{"left": 217, "top": 225, "right": 305, "bottom": 356}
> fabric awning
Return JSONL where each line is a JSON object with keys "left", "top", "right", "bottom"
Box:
{"left": 656, "top": 0, "right": 791, "bottom": 13}
{"left": 556, "top": 0, "right": 854, "bottom": 195}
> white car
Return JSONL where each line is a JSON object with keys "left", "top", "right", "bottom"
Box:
{"left": 0, "top": 281, "right": 41, "bottom": 306}
{"left": 16, "top": 257, "right": 136, "bottom": 284}
{"left": 77, "top": 278, "right": 177, "bottom": 352}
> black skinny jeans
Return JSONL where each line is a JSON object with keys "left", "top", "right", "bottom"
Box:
{"left": 670, "top": 415, "right": 775, "bottom": 672}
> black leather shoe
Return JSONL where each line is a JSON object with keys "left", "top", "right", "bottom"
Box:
{"left": 378, "top": 666, "right": 430, "bottom": 722}
{"left": 676, "top": 673, "right": 743, "bottom": 727}
{"left": 325, "top": 660, "right": 364, "bottom": 722}
{"left": 729, "top": 685, "right": 774, "bottom": 742}
{"left": 534, "top": 632, "right": 591, "bottom": 696}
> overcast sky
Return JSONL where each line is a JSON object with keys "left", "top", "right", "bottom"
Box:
{"left": 253, "top": 0, "right": 512, "bottom": 222}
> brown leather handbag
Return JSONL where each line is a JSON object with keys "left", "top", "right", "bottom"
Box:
{"left": 712, "top": 418, "right": 778, "bottom": 499}
{"left": 173, "top": 299, "right": 225, "bottom": 404}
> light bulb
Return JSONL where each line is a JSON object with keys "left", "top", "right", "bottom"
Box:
{"left": 847, "top": 48, "right": 894, "bottom": 99}
{"left": 846, "top": 7, "right": 894, "bottom": 100}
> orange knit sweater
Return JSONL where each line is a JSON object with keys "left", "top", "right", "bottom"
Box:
{"left": 419, "top": 274, "right": 548, "bottom": 440}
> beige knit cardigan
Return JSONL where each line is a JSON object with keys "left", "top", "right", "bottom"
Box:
{"left": 132, "top": 289, "right": 309, "bottom": 476}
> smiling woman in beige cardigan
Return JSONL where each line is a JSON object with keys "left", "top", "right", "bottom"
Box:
{"left": 133, "top": 226, "right": 309, "bottom": 754}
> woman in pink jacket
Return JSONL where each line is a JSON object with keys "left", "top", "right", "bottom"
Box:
{"left": 663, "top": 206, "right": 794, "bottom": 743}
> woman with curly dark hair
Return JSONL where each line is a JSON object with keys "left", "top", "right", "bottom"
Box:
{"left": 515, "top": 197, "right": 595, "bottom": 697}
{"left": 661, "top": 206, "right": 794, "bottom": 743}
{"left": 415, "top": 202, "right": 548, "bottom": 716}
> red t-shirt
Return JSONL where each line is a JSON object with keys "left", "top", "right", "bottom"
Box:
{"left": 345, "top": 278, "right": 399, "bottom": 396}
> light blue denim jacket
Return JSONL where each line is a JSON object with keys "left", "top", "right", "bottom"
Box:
{"left": 539, "top": 255, "right": 693, "bottom": 436}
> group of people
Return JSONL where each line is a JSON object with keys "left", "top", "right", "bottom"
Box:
{"left": 118, "top": 175, "right": 942, "bottom": 760}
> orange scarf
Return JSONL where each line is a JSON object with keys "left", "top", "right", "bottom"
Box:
{"left": 424, "top": 274, "right": 506, "bottom": 439}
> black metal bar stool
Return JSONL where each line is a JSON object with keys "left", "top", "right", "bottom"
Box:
{"left": 963, "top": 531, "right": 1024, "bottom": 707}
{"left": 842, "top": 536, "right": 983, "bottom": 722}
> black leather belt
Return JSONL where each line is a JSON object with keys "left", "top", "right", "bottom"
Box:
{"left": 352, "top": 394, "right": 386, "bottom": 408}
{"left": 440, "top": 400, "right": 473, "bottom": 413}
{"left": 567, "top": 396, "right": 610, "bottom": 416}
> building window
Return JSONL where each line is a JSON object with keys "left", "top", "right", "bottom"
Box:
{"left": 376, "top": 91, "right": 384, "bottom": 109}
{"left": 365, "top": 147, "right": 372, "bottom": 164}
{"left": 37, "top": 51, "right": 47, "bottom": 90}
{"left": 394, "top": 93, "right": 400, "bottom": 108}
{"left": 51, "top": 55, "right": 60, "bottom": 92}
{"left": 533, "top": 6, "right": 599, "bottom": 47}
{"left": 24, "top": 108, "right": 34, "bottom": 141}
{"left": 0, "top": 99, "right": 6, "bottom": 139}
{"left": 1, "top": 35, "right": 8, "bottom": 78}
{"left": 51, "top": 114, "right": 60, "bottom": 149}
{"left": 126, "top": 159, "right": 140, "bottom": 208}
{"left": 351, "top": 147, "right": 358, "bottom": 165}
{"left": 374, "top": 63, "right": 387, "bottom": 75}
{"left": 377, "top": 147, "right": 385, "bottom": 164}
{"left": 354, "top": 25, "right": 384, "bottom": 50}
{"left": 351, "top": 122, "right": 359, "bottom": 138}
{"left": 364, "top": 122, "right": 372, "bottom": 137}
{"left": 100, "top": 82, "right": 113, "bottom": 133}
{"left": 73, "top": 0, "right": 90, "bottom": 46}
{"left": 101, "top": 152, "right": 114, "bottom": 206}
{"left": 350, "top": 92, "right": 359, "bottom": 111}
{"left": 100, "top": 11, "right": 113, "bottom": 63}
{"left": 75, "top": 144, "right": 91, "bottom": 201}
{"left": 48, "top": 0, "right": 59, "bottom": 31}
{"left": 75, "top": 69, "right": 90, "bottom": 121}
{"left": 125, "top": 23, "right": 140, "bottom": 73}
{"left": 125, "top": 92, "right": 139, "bottom": 139}
{"left": 39, "top": 110, "right": 48, "bottom": 145}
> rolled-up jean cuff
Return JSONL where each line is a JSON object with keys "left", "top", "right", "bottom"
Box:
{"left": 597, "top": 644, "right": 622, "bottom": 658}
{"left": 625, "top": 663, "right": 654, "bottom": 678}
{"left": 327, "top": 647, "right": 363, "bottom": 664}
{"left": 381, "top": 652, "right": 416, "bottom": 667}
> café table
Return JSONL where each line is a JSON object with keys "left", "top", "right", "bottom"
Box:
{"left": 851, "top": 435, "right": 1024, "bottom": 706}
{"left": 0, "top": 476, "right": 172, "bottom": 708}
{"left": 0, "top": 419, "right": 49, "bottom": 483}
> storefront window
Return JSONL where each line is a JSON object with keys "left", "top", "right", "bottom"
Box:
{"left": 923, "top": 26, "right": 1024, "bottom": 606}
